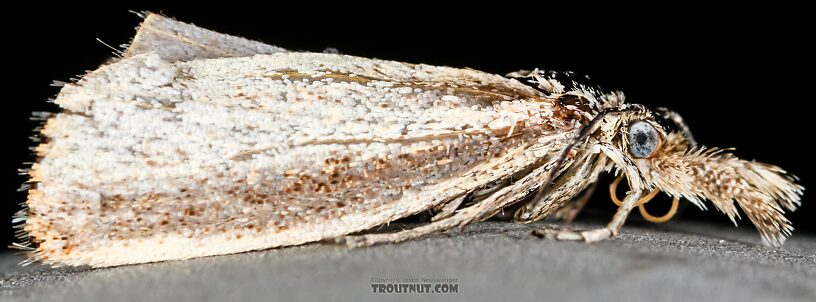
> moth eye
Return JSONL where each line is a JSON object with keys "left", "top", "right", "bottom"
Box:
{"left": 628, "top": 121, "right": 660, "bottom": 158}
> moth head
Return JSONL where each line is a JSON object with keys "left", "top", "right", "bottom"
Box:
{"left": 604, "top": 107, "right": 803, "bottom": 246}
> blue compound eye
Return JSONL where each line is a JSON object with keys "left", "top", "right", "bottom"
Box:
{"left": 628, "top": 121, "right": 660, "bottom": 158}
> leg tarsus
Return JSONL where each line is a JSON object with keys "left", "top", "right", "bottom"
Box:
{"left": 341, "top": 219, "right": 460, "bottom": 248}
{"left": 340, "top": 178, "right": 529, "bottom": 248}
{"left": 555, "top": 229, "right": 584, "bottom": 241}
{"left": 537, "top": 190, "right": 640, "bottom": 243}
{"left": 341, "top": 193, "right": 503, "bottom": 248}
{"left": 578, "top": 228, "right": 614, "bottom": 242}
{"left": 548, "top": 227, "right": 612, "bottom": 242}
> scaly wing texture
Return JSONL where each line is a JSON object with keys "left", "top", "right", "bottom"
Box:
{"left": 24, "top": 51, "right": 577, "bottom": 267}
{"left": 124, "top": 13, "right": 288, "bottom": 62}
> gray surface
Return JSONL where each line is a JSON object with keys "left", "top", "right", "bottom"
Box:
{"left": 1, "top": 220, "right": 815, "bottom": 302}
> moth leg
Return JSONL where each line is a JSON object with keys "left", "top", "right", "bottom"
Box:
{"left": 553, "top": 181, "right": 598, "bottom": 223}
{"left": 430, "top": 194, "right": 468, "bottom": 222}
{"left": 341, "top": 209, "right": 470, "bottom": 248}
{"left": 552, "top": 190, "right": 642, "bottom": 242}
{"left": 515, "top": 151, "right": 605, "bottom": 222}
{"left": 341, "top": 149, "right": 596, "bottom": 247}
{"left": 342, "top": 181, "right": 522, "bottom": 247}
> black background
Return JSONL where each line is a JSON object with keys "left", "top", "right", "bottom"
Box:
{"left": 2, "top": 2, "right": 812, "bottom": 248}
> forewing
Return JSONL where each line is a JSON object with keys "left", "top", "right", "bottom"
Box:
{"left": 124, "top": 13, "right": 287, "bottom": 62}
{"left": 25, "top": 52, "right": 565, "bottom": 267}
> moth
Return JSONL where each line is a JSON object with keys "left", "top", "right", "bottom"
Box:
{"left": 16, "top": 13, "right": 803, "bottom": 267}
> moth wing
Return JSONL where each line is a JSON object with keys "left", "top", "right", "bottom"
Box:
{"left": 124, "top": 13, "right": 287, "bottom": 62}
{"left": 24, "top": 51, "right": 565, "bottom": 267}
